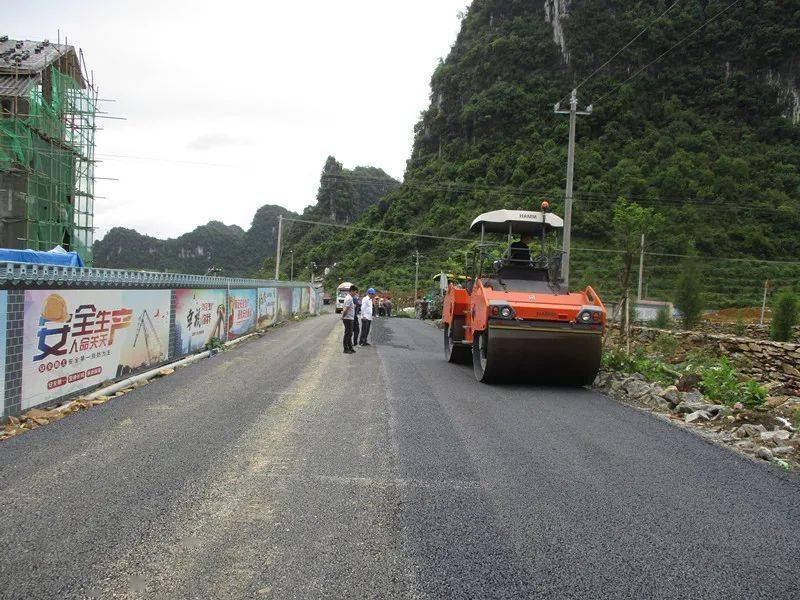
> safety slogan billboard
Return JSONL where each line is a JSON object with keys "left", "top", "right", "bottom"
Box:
{"left": 228, "top": 289, "right": 257, "bottom": 340}
{"left": 21, "top": 289, "right": 171, "bottom": 409}
{"left": 257, "top": 288, "right": 277, "bottom": 328}
{"left": 174, "top": 289, "right": 227, "bottom": 353}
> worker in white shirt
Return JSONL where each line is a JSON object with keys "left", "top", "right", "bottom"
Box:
{"left": 359, "top": 288, "right": 376, "bottom": 346}
{"left": 341, "top": 284, "right": 358, "bottom": 354}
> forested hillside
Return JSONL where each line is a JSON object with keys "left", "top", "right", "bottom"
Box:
{"left": 94, "top": 157, "right": 398, "bottom": 276}
{"left": 284, "top": 0, "right": 800, "bottom": 307}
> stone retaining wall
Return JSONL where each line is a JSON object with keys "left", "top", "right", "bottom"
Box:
{"left": 691, "top": 321, "right": 800, "bottom": 342}
{"left": 633, "top": 327, "right": 800, "bottom": 395}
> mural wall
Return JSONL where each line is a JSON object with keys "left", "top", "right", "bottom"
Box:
{"left": 257, "top": 288, "right": 278, "bottom": 328}
{"left": 21, "top": 289, "right": 170, "bottom": 409}
{"left": 3, "top": 284, "right": 320, "bottom": 415}
{"left": 227, "top": 289, "right": 257, "bottom": 340}
{"left": 277, "top": 288, "right": 292, "bottom": 322}
{"left": 174, "top": 289, "right": 227, "bottom": 353}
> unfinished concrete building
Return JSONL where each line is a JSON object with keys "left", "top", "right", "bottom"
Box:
{"left": 0, "top": 36, "right": 97, "bottom": 264}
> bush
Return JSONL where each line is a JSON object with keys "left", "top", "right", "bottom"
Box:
{"left": 674, "top": 260, "right": 704, "bottom": 330}
{"left": 653, "top": 305, "right": 672, "bottom": 329}
{"left": 204, "top": 337, "right": 223, "bottom": 351}
{"left": 700, "top": 358, "right": 765, "bottom": 407}
{"left": 602, "top": 348, "right": 674, "bottom": 384}
{"left": 733, "top": 317, "right": 747, "bottom": 337}
{"left": 770, "top": 290, "right": 798, "bottom": 342}
{"left": 651, "top": 332, "right": 679, "bottom": 359}
{"left": 741, "top": 379, "right": 766, "bottom": 408}
{"left": 700, "top": 358, "right": 740, "bottom": 405}
{"left": 682, "top": 348, "right": 717, "bottom": 372}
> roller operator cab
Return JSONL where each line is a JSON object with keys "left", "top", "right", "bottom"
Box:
{"left": 443, "top": 203, "right": 606, "bottom": 384}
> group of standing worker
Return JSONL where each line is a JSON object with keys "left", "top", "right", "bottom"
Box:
{"left": 340, "top": 285, "right": 392, "bottom": 354}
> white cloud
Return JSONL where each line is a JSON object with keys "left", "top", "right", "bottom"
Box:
{"left": 5, "top": 0, "right": 467, "bottom": 239}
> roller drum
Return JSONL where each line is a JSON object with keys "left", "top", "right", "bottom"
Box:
{"left": 473, "top": 326, "right": 602, "bottom": 385}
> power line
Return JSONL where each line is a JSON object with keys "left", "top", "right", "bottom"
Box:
{"left": 97, "top": 153, "right": 236, "bottom": 168}
{"left": 282, "top": 216, "right": 800, "bottom": 266}
{"left": 562, "top": 0, "right": 683, "bottom": 103}
{"left": 321, "top": 173, "right": 796, "bottom": 216}
{"left": 594, "top": 0, "right": 745, "bottom": 104}
{"left": 282, "top": 216, "right": 473, "bottom": 243}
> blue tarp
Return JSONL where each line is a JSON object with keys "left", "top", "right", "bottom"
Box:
{"left": 0, "top": 247, "right": 85, "bottom": 267}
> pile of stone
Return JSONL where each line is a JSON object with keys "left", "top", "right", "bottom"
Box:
{"left": 596, "top": 371, "right": 799, "bottom": 470}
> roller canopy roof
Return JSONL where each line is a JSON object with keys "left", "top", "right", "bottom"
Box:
{"left": 469, "top": 210, "right": 564, "bottom": 234}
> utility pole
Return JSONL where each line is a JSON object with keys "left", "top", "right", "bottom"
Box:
{"left": 760, "top": 280, "right": 770, "bottom": 326}
{"left": 555, "top": 89, "right": 592, "bottom": 289}
{"left": 289, "top": 250, "right": 294, "bottom": 281}
{"left": 274, "top": 214, "right": 283, "bottom": 280}
{"left": 637, "top": 233, "right": 645, "bottom": 302}
{"left": 413, "top": 250, "right": 421, "bottom": 308}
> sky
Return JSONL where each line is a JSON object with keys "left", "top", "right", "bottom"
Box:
{"left": 5, "top": 0, "right": 469, "bottom": 239}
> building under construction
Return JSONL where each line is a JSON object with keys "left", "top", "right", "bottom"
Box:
{"left": 0, "top": 36, "right": 97, "bottom": 265}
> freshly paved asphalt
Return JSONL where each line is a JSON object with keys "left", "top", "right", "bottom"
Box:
{"left": 0, "top": 314, "right": 798, "bottom": 599}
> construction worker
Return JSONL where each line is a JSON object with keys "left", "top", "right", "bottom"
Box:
{"left": 359, "top": 288, "right": 375, "bottom": 346}
{"left": 341, "top": 284, "right": 358, "bottom": 354}
{"left": 509, "top": 232, "right": 534, "bottom": 264}
{"left": 352, "top": 290, "right": 361, "bottom": 348}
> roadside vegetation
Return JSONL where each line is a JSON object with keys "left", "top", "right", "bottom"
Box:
{"left": 603, "top": 334, "right": 767, "bottom": 408}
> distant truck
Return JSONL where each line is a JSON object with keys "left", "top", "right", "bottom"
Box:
{"left": 335, "top": 281, "right": 354, "bottom": 313}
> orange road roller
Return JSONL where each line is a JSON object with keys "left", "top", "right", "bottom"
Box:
{"left": 443, "top": 203, "right": 606, "bottom": 384}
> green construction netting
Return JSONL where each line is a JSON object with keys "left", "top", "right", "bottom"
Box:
{"left": 0, "top": 66, "right": 95, "bottom": 263}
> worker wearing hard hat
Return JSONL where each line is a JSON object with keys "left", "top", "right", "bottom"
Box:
{"left": 359, "top": 288, "right": 376, "bottom": 346}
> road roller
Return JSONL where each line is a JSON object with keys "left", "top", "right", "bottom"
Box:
{"left": 443, "top": 203, "right": 606, "bottom": 384}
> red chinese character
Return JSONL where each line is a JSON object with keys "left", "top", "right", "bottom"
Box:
{"left": 72, "top": 304, "right": 97, "bottom": 336}
{"left": 110, "top": 308, "right": 133, "bottom": 343}
{"left": 95, "top": 310, "right": 111, "bottom": 333}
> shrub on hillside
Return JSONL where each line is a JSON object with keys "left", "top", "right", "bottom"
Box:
{"left": 770, "top": 290, "right": 798, "bottom": 342}
{"left": 653, "top": 306, "right": 672, "bottom": 329}
{"left": 675, "top": 260, "right": 703, "bottom": 330}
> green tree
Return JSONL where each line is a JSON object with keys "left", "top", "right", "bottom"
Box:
{"left": 770, "top": 290, "right": 798, "bottom": 342}
{"left": 610, "top": 198, "right": 665, "bottom": 331}
{"left": 675, "top": 258, "right": 704, "bottom": 330}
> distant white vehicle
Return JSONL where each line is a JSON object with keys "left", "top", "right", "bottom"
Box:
{"left": 335, "top": 281, "right": 354, "bottom": 313}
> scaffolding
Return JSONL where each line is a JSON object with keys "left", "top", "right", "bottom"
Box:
{"left": 0, "top": 37, "right": 97, "bottom": 265}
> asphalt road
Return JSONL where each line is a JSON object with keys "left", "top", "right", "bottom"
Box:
{"left": 0, "top": 314, "right": 798, "bottom": 599}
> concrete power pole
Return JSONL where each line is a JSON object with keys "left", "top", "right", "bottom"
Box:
{"left": 555, "top": 89, "right": 592, "bottom": 289}
{"left": 289, "top": 250, "right": 294, "bottom": 281}
{"left": 274, "top": 214, "right": 283, "bottom": 280}
{"left": 760, "top": 280, "right": 770, "bottom": 326}
{"left": 413, "top": 250, "right": 421, "bottom": 308}
{"left": 637, "top": 233, "right": 645, "bottom": 302}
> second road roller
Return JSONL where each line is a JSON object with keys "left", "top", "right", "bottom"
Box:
{"left": 442, "top": 202, "right": 606, "bottom": 384}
